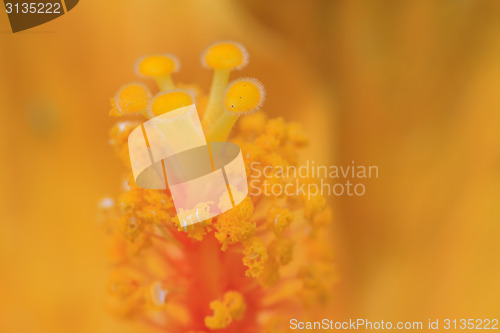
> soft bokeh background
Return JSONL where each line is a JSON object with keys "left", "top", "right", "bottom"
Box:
{"left": 1, "top": 0, "right": 500, "bottom": 332}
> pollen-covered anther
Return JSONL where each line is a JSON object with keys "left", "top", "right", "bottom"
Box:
{"left": 205, "top": 291, "right": 246, "bottom": 330}
{"left": 243, "top": 238, "right": 268, "bottom": 277}
{"left": 110, "top": 83, "right": 152, "bottom": 117}
{"left": 201, "top": 41, "right": 248, "bottom": 129}
{"left": 223, "top": 291, "right": 246, "bottom": 320}
{"left": 214, "top": 197, "right": 255, "bottom": 250}
{"left": 207, "top": 78, "right": 265, "bottom": 141}
{"left": 135, "top": 54, "right": 179, "bottom": 91}
{"left": 145, "top": 89, "right": 195, "bottom": 118}
{"left": 266, "top": 206, "right": 293, "bottom": 235}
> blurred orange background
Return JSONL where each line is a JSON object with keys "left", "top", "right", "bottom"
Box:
{"left": 1, "top": 0, "right": 500, "bottom": 332}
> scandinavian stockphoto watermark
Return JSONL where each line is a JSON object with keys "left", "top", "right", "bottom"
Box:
{"left": 248, "top": 160, "right": 379, "bottom": 199}
{"left": 289, "top": 318, "right": 499, "bottom": 331}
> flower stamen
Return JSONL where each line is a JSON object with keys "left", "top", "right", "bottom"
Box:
{"left": 201, "top": 41, "right": 248, "bottom": 129}
{"left": 207, "top": 77, "right": 265, "bottom": 141}
{"left": 135, "top": 54, "right": 180, "bottom": 91}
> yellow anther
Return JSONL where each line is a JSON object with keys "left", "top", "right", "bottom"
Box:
{"left": 205, "top": 301, "right": 230, "bottom": 329}
{"left": 223, "top": 291, "right": 246, "bottom": 320}
{"left": 207, "top": 78, "right": 265, "bottom": 141}
{"left": 204, "top": 291, "right": 246, "bottom": 330}
{"left": 201, "top": 41, "right": 248, "bottom": 130}
{"left": 266, "top": 206, "right": 293, "bottom": 235}
{"left": 110, "top": 83, "right": 151, "bottom": 116}
{"left": 243, "top": 238, "right": 268, "bottom": 277}
{"left": 146, "top": 90, "right": 195, "bottom": 118}
{"left": 214, "top": 197, "right": 255, "bottom": 250}
{"left": 119, "top": 186, "right": 174, "bottom": 227}
{"left": 135, "top": 54, "right": 179, "bottom": 91}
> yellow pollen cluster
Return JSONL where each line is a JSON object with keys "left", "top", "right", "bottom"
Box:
{"left": 103, "top": 41, "right": 335, "bottom": 332}
{"left": 214, "top": 197, "right": 255, "bottom": 251}
{"left": 204, "top": 291, "right": 246, "bottom": 330}
{"left": 243, "top": 238, "right": 268, "bottom": 277}
{"left": 266, "top": 206, "right": 294, "bottom": 235}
